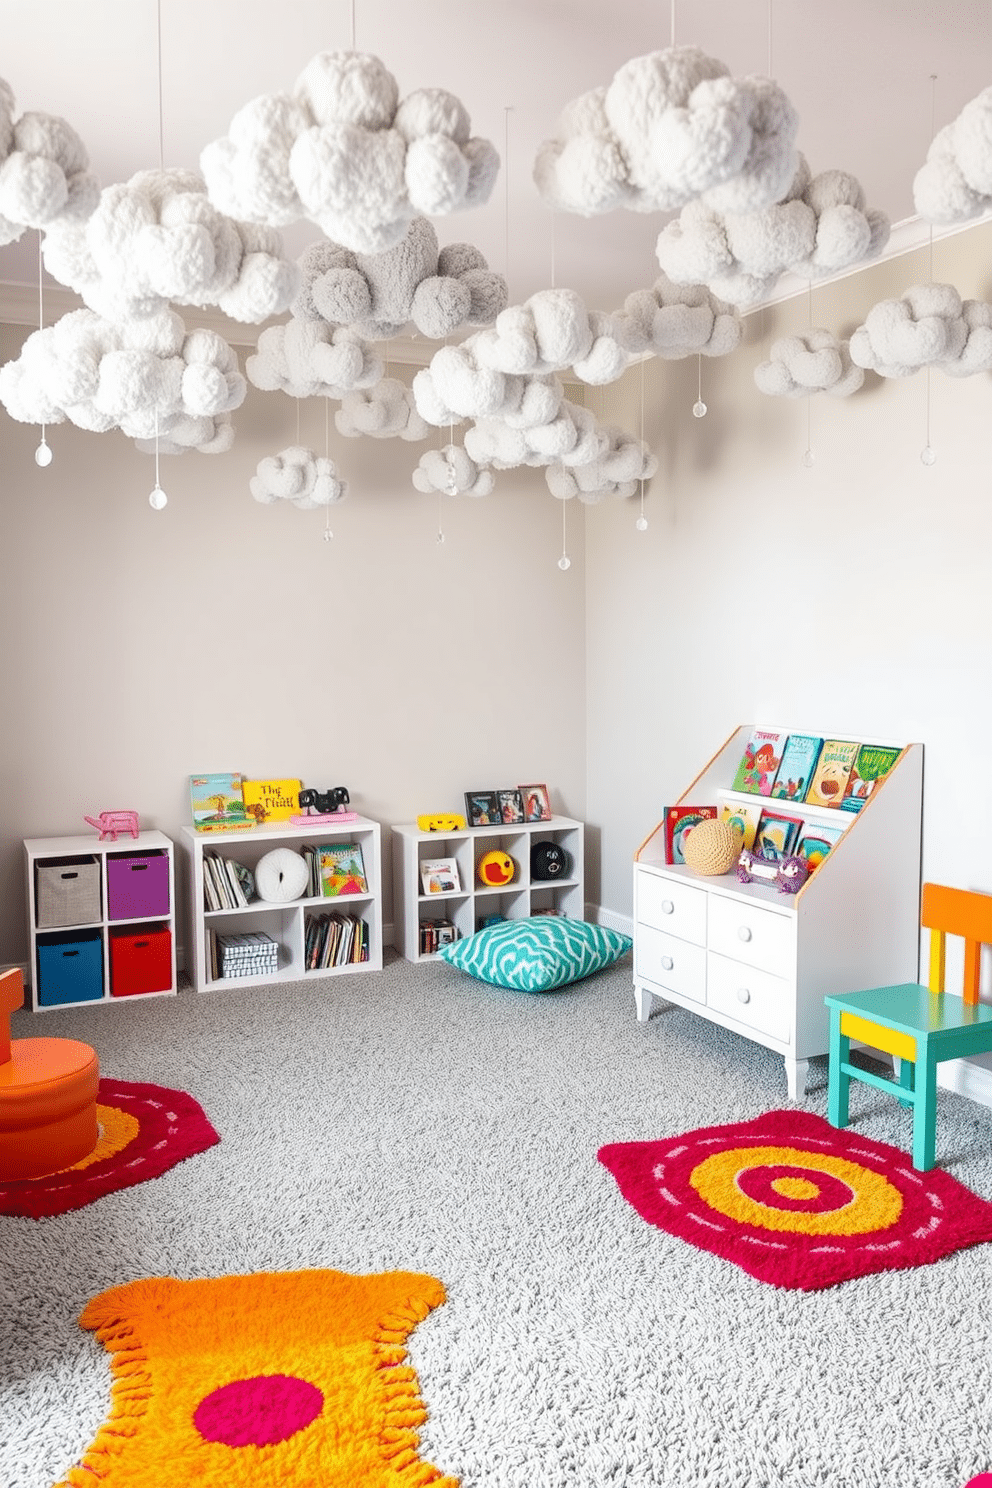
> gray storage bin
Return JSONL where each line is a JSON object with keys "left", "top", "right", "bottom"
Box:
{"left": 35, "top": 856, "right": 101, "bottom": 929}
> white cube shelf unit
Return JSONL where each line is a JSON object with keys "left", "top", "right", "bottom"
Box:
{"left": 392, "top": 816, "right": 585, "bottom": 962}
{"left": 179, "top": 817, "right": 382, "bottom": 994}
{"left": 24, "top": 830, "right": 177, "bottom": 1012}
{"left": 632, "top": 726, "right": 924, "bottom": 1101}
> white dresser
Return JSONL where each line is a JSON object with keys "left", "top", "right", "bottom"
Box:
{"left": 632, "top": 726, "right": 924, "bottom": 1099}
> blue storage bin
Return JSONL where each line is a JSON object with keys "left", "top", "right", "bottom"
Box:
{"left": 36, "top": 931, "right": 104, "bottom": 1007}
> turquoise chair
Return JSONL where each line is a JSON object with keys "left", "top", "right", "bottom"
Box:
{"left": 826, "top": 883, "right": 992, "bottom": 1170}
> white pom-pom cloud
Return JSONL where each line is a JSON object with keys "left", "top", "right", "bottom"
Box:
{"left": 201, "top": 51, "right": 500, "bottom": 253}
{"left": 294, "top": 216, "right": 507, "bottom": 340}
{"left": 849, "top": 283, "right": 992, "bottom": 379}
{"left": 0, "top": 76, "right": 98, "bottom": 246}
{"left": 250, "top": 445, "right": 347, "bottom": 508}
{"left": 471, "top": 288, "right": 635, "bottom": 385}
{"left": 546, "top": 427, "right": 658, "bottom": 502}
{"left": 914, "top": 86, "right": 992, "bottom": 224}
{"left": 246, "top": 320, "right": 383, "bottom": 399}
{"left": 412, "top": 444, "right": 495, "bottom": 496}
{"left": 42, "top": 168, "right": 299, "bottom": 324}
{"left": 614, "top": 274, "right": 742, "bottom": 359}
{"left": 534, "top": 46, "right": 798, "bottom": 218}
{"left": 335, "top": 378, "right": 428, "bottom": 440}
{"left": 753, "top": 330, "right": 864, "bottom": 397}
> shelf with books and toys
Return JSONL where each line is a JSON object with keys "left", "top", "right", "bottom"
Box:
{"left": 633, "top": 725, "right": 923, "bottom": 1102}
{"left": 392, "top": 809, "right": 584, "bottom": 962}
{"left": 179, "top": 783, "right": 381, "bottom": 992}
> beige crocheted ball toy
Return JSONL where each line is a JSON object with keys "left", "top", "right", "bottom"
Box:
{"left": 682, "top": 818, "right": 742, "bottom": 876}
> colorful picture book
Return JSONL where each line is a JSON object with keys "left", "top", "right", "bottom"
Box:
{"left": 318, "top": 843, "right": 368, "bottom": 897}
{"left": 421, "top": 857, "right": 460, "bottom": 894}
{"left": 664, "top": 805, "right": 718, "bottom": 865}
{"left": 841, "top": 744, "right": 902, "bottom": 812}
{"left": 241, "top": 778, "right": 302, "bottom": 823}
{"left": 754, "top": 810, "right": 804, "bottom": 861}
{"left": 730, "top": 728, "right": 788, "bottom": 795}
{"left": 795, "top": 821, "right": 847, "bottom": 872}
{"left": 770, "top": 734, "right": 823, "bottom": 802}
{"left": 190, "top": 772, "right": 252, "bottom": 831}
{"left": 804, "top": 740, "right": 860, "bottom": 808}
{"left": 719, "top": 800, "right": 762, "bottom": 851}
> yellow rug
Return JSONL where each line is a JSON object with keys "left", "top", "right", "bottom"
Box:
{"left": 55, "top": 1268, "right": 458, "bottom": 1488}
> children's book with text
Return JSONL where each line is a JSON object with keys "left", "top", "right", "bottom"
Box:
{"left": 664, "top": 805, "right": 718, "bottom": 864}
{"left": 730, "top": 728, "right": 789, "bottom": 795}
{"left": 795, "top": 821, "right": 847, "bottom": 872}
{"left": 770, "top": 734, "right": 823, "bottom": 802}
{"left": 242, "top": 779, "right": 302, "bottom": 823}
{"left": 754, "top": 810, "right": 804, "bottom": 861}
{"left": 719, "top": 800, "right": 762, "bottom": 851}
{"left": 841, "top": 744, "right": 902, "bottom": 812}
{"left": 190, "top": 773, "right": 251, "bottom": 831}
{"left": 318, "top": 843, "right": 368, "bottom": 896}
{"left": 804, "top": 741, "right": 860, "bottom": 808}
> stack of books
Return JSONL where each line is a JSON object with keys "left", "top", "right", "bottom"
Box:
{"left": 304, "top": 912, "right": 369, "bottom": 969}
{"left": 214, "top": 931, "right": 278, "bottom": 979}
{"left": 419, "top": 919, "right": 459, "bottom": 954}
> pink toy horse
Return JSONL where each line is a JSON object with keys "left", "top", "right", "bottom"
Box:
{"left": 84, "top": 810, "right": 140, "bottom": 842}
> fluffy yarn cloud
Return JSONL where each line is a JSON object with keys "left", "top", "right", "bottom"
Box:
{"left": 413, "top": 339, "right": 564, "bottom": 428}
{"left": 471, "top": 288, "right": 634, "bottom": 385}
{"left": 613, "top": 273, "right": 742, "bottom": 359}
{"left": 411, "top": 443, "right": 495, "bottom": 495}
{"left": 250, "top": 445, "right": 347, "bottom": 508}
{"left": 294, "top": 216, "right": 506, "bottom": 340}
{"left": 0, "top": 308, "right": 246, "bottom": 448}
{"left": 849, "top": 283, "right": 992, "bottom": 378}
{"left": 655, "top": 157, "right": 890, "bottom": 306}
{"left": 464, "top": 398, "right": 608, "bottom": 471}
{"left": 546, "top": 427, "right": 657, "bottom": 502}
{"left": 0, "top": 77, "right": 98, "bottom": 245}
{"left": 914, "top": 86, "right": 992, "bottom": 223}
{"left": 335, "top": 377, "right": 428, "bottom": 440}
{"left": 753, "top": 330, "right": 864, "bottom": 397}
{"left": 534, "top": 46, "right": 798, "bottom": 217}
{"left": 42, "top": 167, "right": 298, "bottom": 323}
{"left": 201, "top": 50, "right": 499, "bottom": 253}
{"left": 247, "top": 319, "right": 383, "bottom": 399}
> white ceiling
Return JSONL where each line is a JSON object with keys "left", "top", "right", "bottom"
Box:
{"left": 2, "top": 0, "right": 991, "bottom": 327}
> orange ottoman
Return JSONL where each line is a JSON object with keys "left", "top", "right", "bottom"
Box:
{"left": 0, "top": 1037, "right": 100, "bottom": 1180}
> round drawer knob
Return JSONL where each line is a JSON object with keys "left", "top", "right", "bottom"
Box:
{"left": 661, "top": 899, "right": 674, "bottom": 914}
{"left": 661, "top": 956, "right": 674, "bottom": 971}
{"left": 737, "top": 926, "right": 752, "bottom": 942}
{"left": 737, "top": 987, "right": 751, "bottom": 1004}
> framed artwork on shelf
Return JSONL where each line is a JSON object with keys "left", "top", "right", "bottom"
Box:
{"left": 464, "top": 791, "right": 500, "bottom": 828}
{"left": 421, "top": 858, "right": 461, "bottom": 895}
{"left": 497, "top": 788, "right": 525, "bottom": 824}
{"left": 520, "top": 783, "right": 552, "bottom": 822}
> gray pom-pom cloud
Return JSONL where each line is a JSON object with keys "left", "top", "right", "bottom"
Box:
{"left": 754, "top": 331, "right": 864, "bottom": 397}
{"left": 412, "top": 444, "right": 495, "bottom": 496}
{"left": 335, "top": 378, "right": 429, "bottom": 441}
{"left": 614, "top": 274, "right": 742, "bottom": 359}
{"left": 250, "top": 446, "right": 347, "bottom": 508}
{"left": 247, "top": 320, "right": 383, "bottom": 399}
{"left": 546, "top": 428, "right": 658, "bottom": 501}
{"left": 0, "top": 76, "right": 99, "bottom": 246}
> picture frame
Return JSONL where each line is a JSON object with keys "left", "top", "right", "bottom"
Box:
{"left": 519, "top": 783, "right": 552, "bottom": 822}
{"left": 421, "top": 857, "right": 461, "bottom": 895}
{"left": 464, "top": 790, "right": 500, "bottom": 828}
{"left": 497, "top": 788, "right": 525, "bottom": 824}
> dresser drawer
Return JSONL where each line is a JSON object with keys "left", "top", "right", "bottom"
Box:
{"left": 635, "top": 925, "right": 706, "bottom": 1006}
{"left": 635, "top": 871, "right": 706, "bottom": 947}
{"left": 707, "top": 894, "right": 793, "bottom": 979}
{"left": 706, "top": 951, "right": 792, "bottom": 1042}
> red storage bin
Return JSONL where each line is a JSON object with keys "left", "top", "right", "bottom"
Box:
{"left": 110, "top": 925, "right": 172, "bottom": 996}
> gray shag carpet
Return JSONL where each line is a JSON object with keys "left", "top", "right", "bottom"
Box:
{"left": 2, "top": 951, "right": 992, "bottom": 1488}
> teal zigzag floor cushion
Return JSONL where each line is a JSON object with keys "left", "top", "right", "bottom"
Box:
{"left": 438, "top": 918, "right": 632, "bottom": 992}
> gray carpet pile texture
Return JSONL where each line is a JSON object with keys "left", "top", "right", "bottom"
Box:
{"left": 2, "top": 952, "right": 991, "bottom": 1488}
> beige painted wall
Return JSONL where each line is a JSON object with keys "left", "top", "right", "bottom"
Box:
{"left": 0, "top": 339, "right": 587, "bottom": 965}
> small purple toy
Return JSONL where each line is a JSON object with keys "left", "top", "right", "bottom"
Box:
{"left": 776, "top": 854, "right": 810, "bottom": 894}
{"left": 736, "top": 847, "right": 779, "bottom": 885}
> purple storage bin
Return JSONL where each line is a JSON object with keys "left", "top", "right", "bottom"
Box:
{"left": 107, "top": 851, "right": 171, "bottom": 921}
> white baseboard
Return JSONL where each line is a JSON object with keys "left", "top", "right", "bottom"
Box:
{"left": 937, "top": 1056, "right": 992, "bottom": 1110}
{"left": 589, "top": 903, "right": 633, "bottom": 937}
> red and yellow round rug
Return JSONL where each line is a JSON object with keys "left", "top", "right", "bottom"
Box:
{"left": 0, "top": 1078, "right": 219, "bottom": 1219}
{"left": 598, "top": 1109, "right": 992, "bottom": 1290}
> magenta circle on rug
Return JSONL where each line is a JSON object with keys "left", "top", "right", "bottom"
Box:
{"left": 194, "top": 1373, "right": 325, "bottom": 1447}
{"left": 0, "top": 1079, "right": 220, "bottom": 1220}
{"left": 598, "top": 1110, "right": 992, "bottom": 1290}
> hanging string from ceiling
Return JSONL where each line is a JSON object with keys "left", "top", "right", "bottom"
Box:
{"left": 148, "top": 0, "right": 168, "bottom": 510}
{"left": 636, "top": 359, "right": 648, "bottom": 531}
{"left": 921, "top": 74, "right": 938, "bottom": 468}
{"left": 33, "top": 233, "right": 52, "bottom": 468}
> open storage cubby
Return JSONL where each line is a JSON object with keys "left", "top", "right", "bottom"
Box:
{"left": 24, "top": 830, "right": 177, "bottom": 1011}
{"left": 179, "top": 816, "right": 382, "bottom": 993}
{"left": 632, "top": 726, "right": 924, "bottom": 1100}
{"left": 392, "top": 816, "right": 584, "bottom": 962}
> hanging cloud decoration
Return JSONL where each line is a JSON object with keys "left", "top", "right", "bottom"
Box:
{"left": 250, "top": 445, "right": 347, "bottom": 508}
{"left": 294, "top": 217, "right": 507, "bottom": 340}
{"left": 613, "top": 273, "right": 742, "bottom": 359}
{"left": 0, "top": 77, "right": 99, "bottom": 246}
{"left": 335, "top": 377, "right": 429, "bottom": 440}
{"left": 464, "top": 398, "right": 608, "bottom": 470}
{"left": 913, "top": 86, "right": 992, "bottom": 224}
{"left": 471, "top": 288, "right": 635, "bottom": 385}
{"left": 533, "top": 46, "right": 798, "bottom": 218}
{"left": 201, "top": 51, "right": 500, "bottom": 253}
{"left": 413, "top": 339, "right": 564, "bottom": 427}
{"left": 42, "top": 168, "right": 298, "bottom": 324}
{"left": 247, "top": 319, "right": 383, "bottom": 399}
{"left": 849, "top": 283, "right": 992, "bottom": 378}
{"left": 133, "top": 413, "right": 235, "bottom": 455}
{"left": 0, "top": 308, "right": 246, "bottom": 447}
{"left": 412, "top": 443, "right": 495, "bottom": 496}
{"left": 655, "top": 157, "right": 890, "bottom": 306}
{"left": 754, "top": 330, "right": 864, "bottom": 397}
{"left": 546, "top": 427, "right": 658, "bottom": 501}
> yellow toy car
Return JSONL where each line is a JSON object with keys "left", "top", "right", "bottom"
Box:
{"left": 417, "top": 813, "right": 467, "bottom": 832}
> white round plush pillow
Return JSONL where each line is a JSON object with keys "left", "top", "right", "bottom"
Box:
{"left": 255, "top": 848, "right": 309, "bottom": 903}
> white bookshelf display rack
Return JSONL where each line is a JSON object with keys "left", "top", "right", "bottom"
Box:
{"left": 24, "top": 830, "right": 177, "bottom": 1012}
{"left": 179, "top": 817, "right": 382, "bottom": 994}
{"left": 392, "top": 816, "right": 585, "bottom": 962}
{"left": 632, "top": 727, "right": 924, "bottom": 1101}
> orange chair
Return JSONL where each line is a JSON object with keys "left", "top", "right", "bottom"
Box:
{"left": 0, "top": 966, "right": 99, "bottom": 1181}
